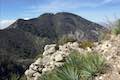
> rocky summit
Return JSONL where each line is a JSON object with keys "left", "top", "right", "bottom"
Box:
{"left": 25, "top": 34, "right": 120, "bottom": 80}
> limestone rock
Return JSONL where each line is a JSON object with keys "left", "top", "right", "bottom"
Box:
{"left": 44, "top": 44, "right": 56, "bottom": 51}
{"left": 54, "top": 54, "right": 63, "bottom": 62}
{"left": 25, "top": 69, "right": 36, "bottom": 77}
{"left": 43, "top": 44, "right": 56, "bottom": 56}
{"left": 25, "top": 34, "right": 120, "bottom": 80}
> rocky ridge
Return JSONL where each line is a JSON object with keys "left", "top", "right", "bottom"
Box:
{"left": 25, "top": 42, "right": 88, "bottom": 80}
{"left": 25, "top": 34, "right": 120, "bottom": 80}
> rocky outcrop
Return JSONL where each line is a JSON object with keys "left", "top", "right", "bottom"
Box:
{"left": 94, "top": 35, "right": 120, "bottom": 80}
{"left": 25, "top": 42, "right": 90, "bottom": 80}
{"left": 25, "top": 34, "right": 120, "bottom": 80}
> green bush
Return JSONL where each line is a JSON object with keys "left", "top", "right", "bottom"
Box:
{"left": 57, "top": 35, "right": 76, "bottom": 45}
{"left": 10, "top": 73, "right": 26, "bottom": 80}
{"left": 79, "top": 40, "right": 94, "bottom": 49}
{"left": 79, "top": 53, "right": 105, "bottom": 79}
{"left": 112, "top": 19, "right": 120, "bottom": 35}
{"left": 40, "top": 51, "right": 106, "bottom": 80}
{"left": 10, "top": 74, "right": 18, "bottom": 80}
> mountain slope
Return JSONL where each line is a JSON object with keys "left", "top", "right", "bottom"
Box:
{"left": 0, "top": 12, "right": 107, "bottom": 79}
{"left": 7, "top": 12, "right": 106, "bottom": 41}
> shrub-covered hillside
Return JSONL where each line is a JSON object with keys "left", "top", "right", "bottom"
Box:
{"left": 0, "top": 12, "right": 107, "bottom": 79}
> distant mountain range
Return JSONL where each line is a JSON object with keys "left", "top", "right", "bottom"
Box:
{"left": 0, "top": 12, "right": 107, "bottom": 80}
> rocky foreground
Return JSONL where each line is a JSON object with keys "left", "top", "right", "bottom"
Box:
{"left": 25, "top": 34, "right": 120, "bottom": 80}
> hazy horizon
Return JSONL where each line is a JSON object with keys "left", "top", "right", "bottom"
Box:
{"left": 0, "top": 0, "right": 120, "bottom": 29}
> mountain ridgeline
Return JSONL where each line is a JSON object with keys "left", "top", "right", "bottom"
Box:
{"left": 8, "top": 12, "right": 105, "bottom": 41}
{"left": 0, "top": 12, "right": 106, "bottom": 79}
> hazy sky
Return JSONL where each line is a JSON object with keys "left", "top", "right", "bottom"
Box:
{"left": 0, "top": 0, "right": 120, "bottom": 29}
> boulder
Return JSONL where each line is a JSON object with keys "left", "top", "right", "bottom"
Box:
{"left": 54, "top": 54, "right": 64, "bottom": 62}
{"left": 43, "top": 44, "right": 56, "bottom": 56}
{"left": 33, "top": 72, "right": 41, "bottom": 80}
{"left": 44, "top": 44, "right": 56, "bottom": 51}
{"left": 25, "top": 69, "right": 36, "bottom": 77}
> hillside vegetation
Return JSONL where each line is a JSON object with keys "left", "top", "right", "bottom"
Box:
{"left": 40, "top": 51, "right": 106, "bottom": 80}
{"left": 0, "top": 12, "right": 106, "bottom": 80}
{"left": 112, "top": 19, "right": 120, "bottom": 35}
{"left": 0, "top": 12, "right": 119, "bottom": 80}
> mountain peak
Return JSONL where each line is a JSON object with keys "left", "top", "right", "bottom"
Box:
{"left": 56, "top": 12, "right": 78, "bottom": 15}
{"left": 7, "top": 12, "right": 106, "bottom": 41}
{"left": 38, "top": 13, "right": 54, "bottom": 18}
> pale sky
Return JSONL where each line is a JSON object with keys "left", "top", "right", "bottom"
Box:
{"left": 0, "top": 0, "right": 120, "bottom": 29}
